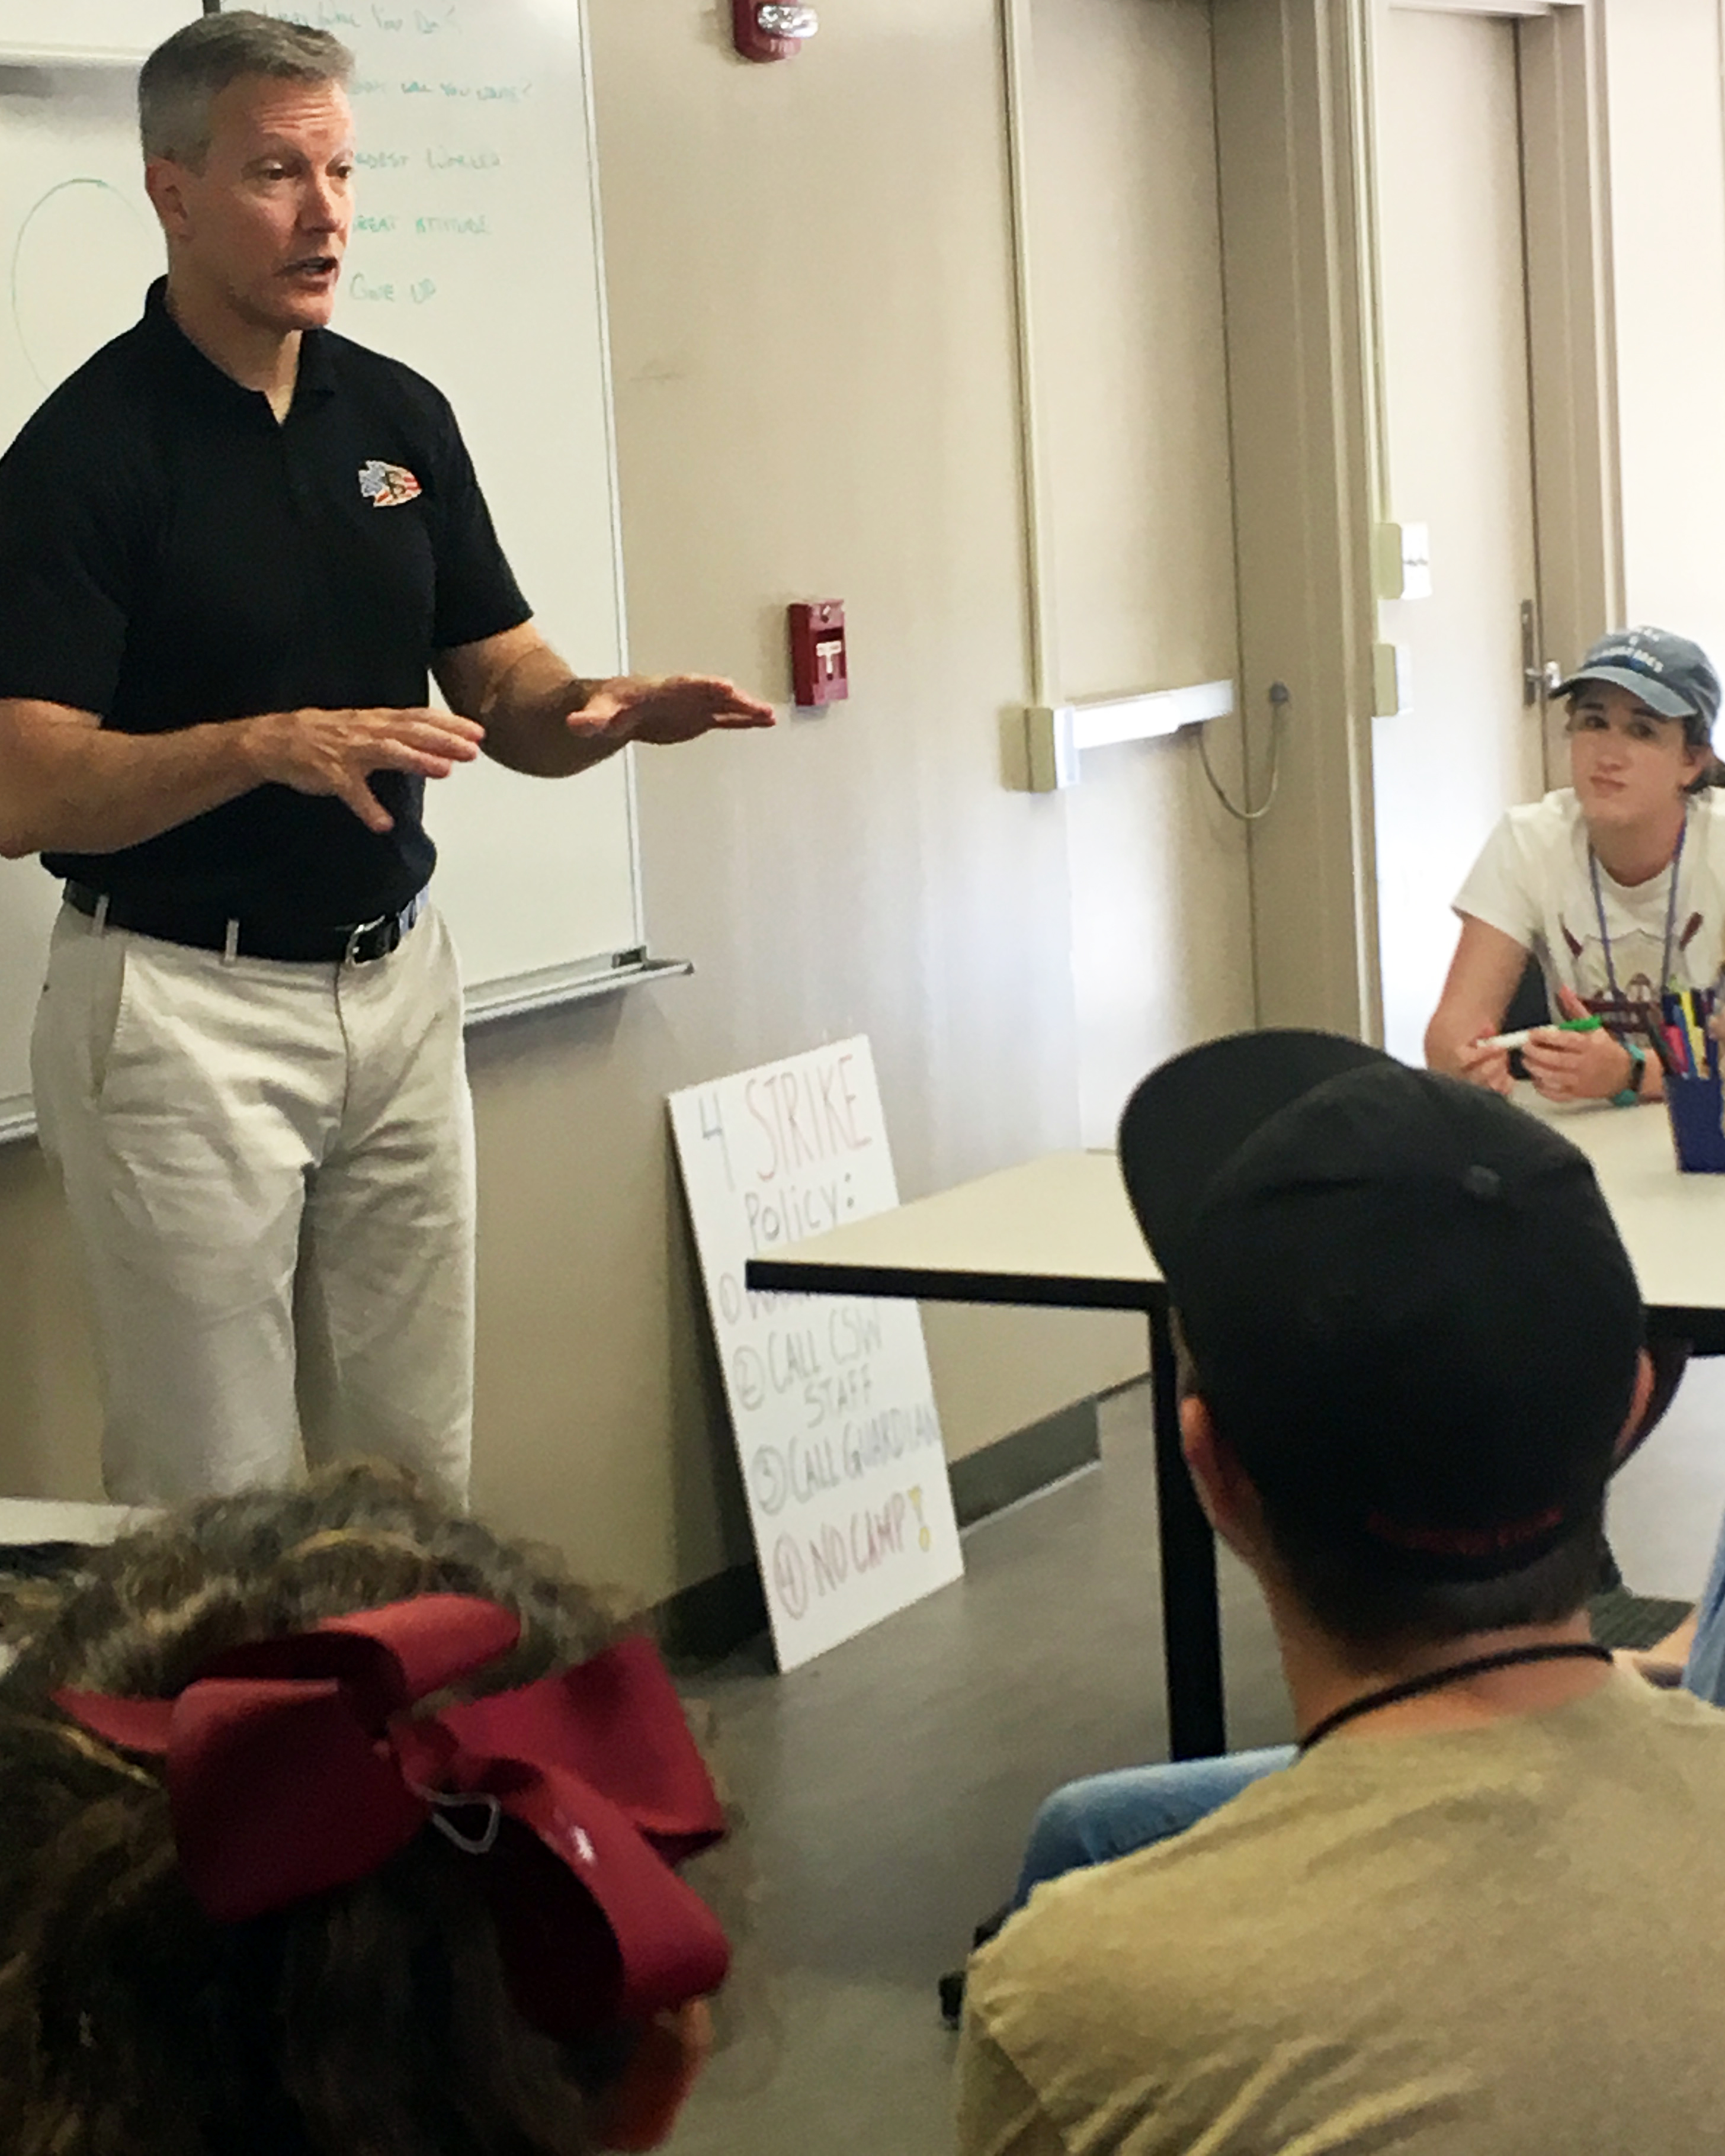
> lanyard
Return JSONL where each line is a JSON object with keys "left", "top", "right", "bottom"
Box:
{"left": 1588, "top": 811, "right": 1688, "bottom": 1004}
{"left": 1297, "top": 1642, "right": 1612, "bottom": 1754}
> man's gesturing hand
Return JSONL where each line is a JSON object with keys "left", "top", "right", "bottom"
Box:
{"left": 244, "top": 706, "right": 486, "bottom": 833}
{"left": 566, "top": 675, "right": 776, "bottom": 747}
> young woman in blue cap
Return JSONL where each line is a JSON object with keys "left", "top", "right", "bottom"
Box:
{"left": 1428, "top": 625, "right": 1724, "bottom": 1104}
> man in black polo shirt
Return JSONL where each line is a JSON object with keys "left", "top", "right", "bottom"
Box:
{"left": 0, "top": 14, "right": 772, "bottom": 1505}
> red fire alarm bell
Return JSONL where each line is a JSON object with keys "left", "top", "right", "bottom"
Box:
{"left": 789, "top": 601, "right": 848, "bottom": 708}
{"left": 733, "top": 2, "right": 819, "bottom": 63}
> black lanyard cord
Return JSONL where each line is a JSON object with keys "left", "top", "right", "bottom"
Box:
{"left": 1297, "top": 1641, "right": 1614, "bottom": 1754}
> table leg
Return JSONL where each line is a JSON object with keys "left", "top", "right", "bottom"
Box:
{"left": 1148, "top": 1302, "right": 1226, "bottom": 1760}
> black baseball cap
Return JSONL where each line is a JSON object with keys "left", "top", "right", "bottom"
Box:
{"left": 1118, "top": 1033, "right": 1644, "bottom": 1582}
{"left": 1551, "top": 626, "right": 1720, "bottom": 740}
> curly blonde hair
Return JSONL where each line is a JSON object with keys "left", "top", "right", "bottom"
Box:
{"left": 0, "top": 1464, "right": 653, "bottom": 2156}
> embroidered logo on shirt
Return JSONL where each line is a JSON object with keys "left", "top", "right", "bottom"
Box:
{"left": 358, "top": 459, "right": 422, "bottom": 508}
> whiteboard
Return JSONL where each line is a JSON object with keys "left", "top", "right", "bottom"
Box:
{"left": 0, "top": 0, "right": 643, "bottom": 1139}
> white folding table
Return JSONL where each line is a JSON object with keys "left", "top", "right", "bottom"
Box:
{"left": 748, "top": 1099, "right": 1725, "bottom": 1759}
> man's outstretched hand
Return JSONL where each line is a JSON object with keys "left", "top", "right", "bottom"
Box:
{"left": 568, "top": 675, "right": 776, "bottom": 746}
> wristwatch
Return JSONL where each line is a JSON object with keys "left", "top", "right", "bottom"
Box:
{"left": 1611, "top": 1038, "right": 1647, "bottom": 1108}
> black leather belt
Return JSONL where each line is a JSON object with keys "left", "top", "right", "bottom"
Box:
{"left": 63, "top": 880, "right": 426, "bottom": 965}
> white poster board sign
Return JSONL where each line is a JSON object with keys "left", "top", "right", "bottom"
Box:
{"left": 669, "top": 1038, "right": 964, "bottom": 1671}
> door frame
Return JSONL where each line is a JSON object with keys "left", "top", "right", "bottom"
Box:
{"left": 1221, "top": 0, "right": 1619, "bottom": 1039}
{"left": 1517, "top": 0, "right": 1624, "bottom": 781}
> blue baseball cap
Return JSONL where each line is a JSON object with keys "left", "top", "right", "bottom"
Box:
{"left": 1551, "top": 626, "right": 1721, "bottom": 740}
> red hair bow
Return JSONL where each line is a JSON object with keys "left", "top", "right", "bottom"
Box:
{"left": 54, "top": 1596, "right": 730, "bottom": 2035}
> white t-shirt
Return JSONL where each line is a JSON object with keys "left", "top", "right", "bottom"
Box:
{"left": 1453, "top": 787, "right": 1725, "bottom": 1018}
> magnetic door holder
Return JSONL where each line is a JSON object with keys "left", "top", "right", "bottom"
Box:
{"left": 789, "top": 601, "right": 848, "bottom": 707}
{"left": 735, "top": 2, "right": 820, "bottom": 62}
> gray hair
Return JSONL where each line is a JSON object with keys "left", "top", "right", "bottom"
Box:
{"left": 139, "top": 11, "right": 353, "bottom": 168}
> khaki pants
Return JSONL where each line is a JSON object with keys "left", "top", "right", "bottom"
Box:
{"left": 32, "top": 900, "right": 474, "bottom": 1506}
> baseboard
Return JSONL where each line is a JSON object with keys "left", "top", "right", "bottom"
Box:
{"left": 948, "top": 1396, "right": 1102, "bottom": 1529}
{"left": 652, "top": 1396, "right": 1106, "bottom": 1663}
{"left": 653, "top": 1557, "right": 770, "bottom": 1666}
{"left": 0, "top": 1541, "right": 90, "bottom": 1580}
{"left": 0, "top": 1403, "right": 1108, "bottom": 1664}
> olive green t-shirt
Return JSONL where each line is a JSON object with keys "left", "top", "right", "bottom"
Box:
{"left": 958, "top": 1675, "right": 1725, "bottom": 2155}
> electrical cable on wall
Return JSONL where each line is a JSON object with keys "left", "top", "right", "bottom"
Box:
{"left": 1198, "top": 680, "right": 1290, "bottom": 823}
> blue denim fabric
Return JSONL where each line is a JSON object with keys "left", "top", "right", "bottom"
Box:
{"left": 1018, "top": 1535, "right": 1725, "bottom": 1914}
{"left": 1012, "top": 1745, "right": 1293, "bottom": 1908}
{"left": 1682, "top": 1520, "right": 1725, "bottom": 1706}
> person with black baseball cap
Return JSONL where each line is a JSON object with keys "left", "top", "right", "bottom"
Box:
{"left": 1429, "top": 624, "right": 1724, "bottom": 1106}
{"left": 957, "top": 1031, "right": 1725, "bottom": 2156}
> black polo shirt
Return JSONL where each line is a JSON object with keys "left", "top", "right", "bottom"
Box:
{"left": 0, "top": 280, "right": 531, "bottom": 925}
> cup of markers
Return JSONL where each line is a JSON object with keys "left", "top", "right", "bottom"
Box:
{"left": 1650, "top": 987, "right": 1725, "bottom": 1175}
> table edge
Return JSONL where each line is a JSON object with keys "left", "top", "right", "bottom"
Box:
{"left": 746, "top": 1255, "right": 1161, "bottom": 1313}
{"left": 745, "top": 1260, "right": 1722, "bottom": 1352}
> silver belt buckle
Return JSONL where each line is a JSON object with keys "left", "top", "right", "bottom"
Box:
{"left": 342, "top": 911, "right": 391, "bottom": 965}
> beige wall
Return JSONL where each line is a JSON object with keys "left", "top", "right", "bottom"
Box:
{"left": 0, "top": 1148, "right": 99, "bottom": 1497}
{"left": 1600, "top": 0, "right": 1725, "bottom": 668}
{"left": 1028, "top": 0, "right": 1255, "bottom": 1145}
{"left": 0, "top": 0, "right": 1258, "bottom": 1609}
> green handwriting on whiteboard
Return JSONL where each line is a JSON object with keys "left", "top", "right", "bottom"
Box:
{"left": 272, "top": 3, "right": 460, "bottom": 25}
{"left": 347, "top": 276, "right": 440, "bottom": 304}
{"left": 354, "top": 4, "right": 462, "bottom": 25}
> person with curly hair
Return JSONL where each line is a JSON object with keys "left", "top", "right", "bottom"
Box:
{"left": 0, "top": 1462, "right": 733, "bottom": 2156}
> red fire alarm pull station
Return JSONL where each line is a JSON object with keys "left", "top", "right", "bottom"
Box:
{"left": 733, "top": 2, "right": 819, "bottom": 64}
{"left": 789, "top": 601, "right": 848, "bottom": 708}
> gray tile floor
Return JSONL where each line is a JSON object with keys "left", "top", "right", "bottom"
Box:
{"left": 671, "top": 1361, "right": 1725, "bottom": 2155}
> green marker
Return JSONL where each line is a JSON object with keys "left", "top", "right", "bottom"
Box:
{"left": 1479, "top": 1015, "right": 1603, "bottom": 1052}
